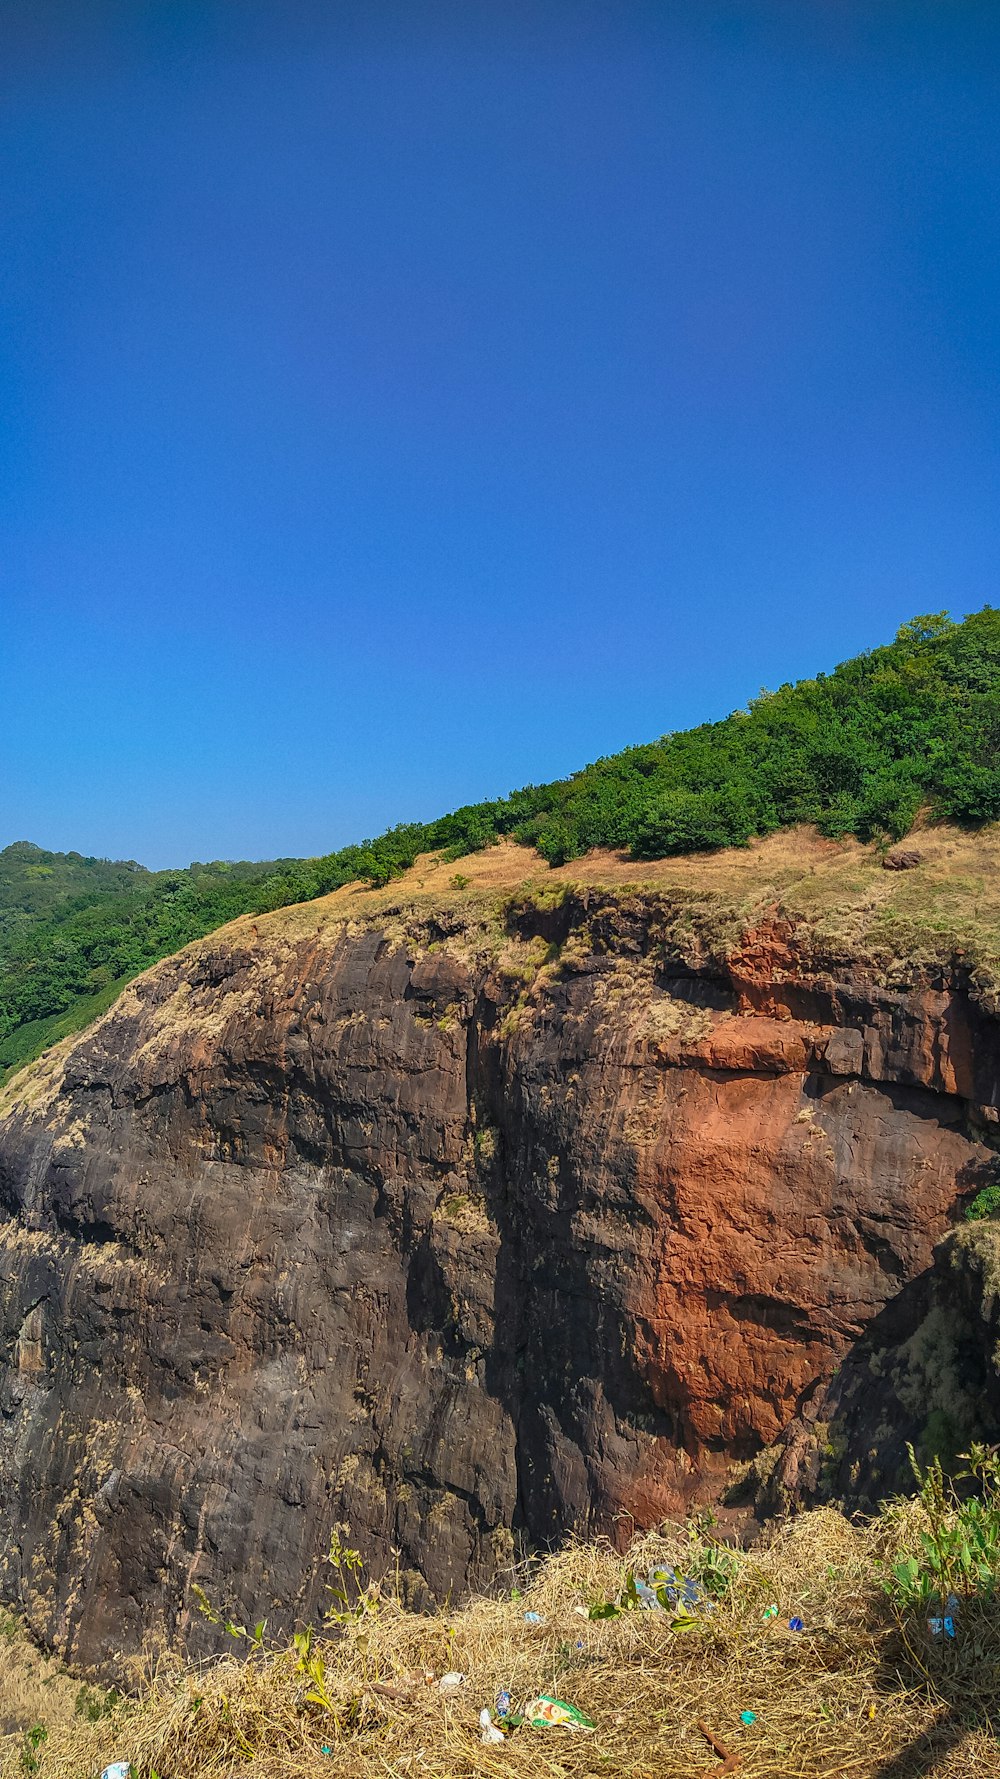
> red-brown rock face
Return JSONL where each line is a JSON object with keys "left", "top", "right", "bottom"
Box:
{"left": 0, "top": 889, "right": 995, "bottom": 1666}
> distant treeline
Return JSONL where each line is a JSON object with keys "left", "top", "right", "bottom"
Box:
{"left": 3, "top": 607, "right": 1000, "bottom": 1075}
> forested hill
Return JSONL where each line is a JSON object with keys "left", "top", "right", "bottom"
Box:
{"left": 4, "top": 606, "right": 1000, "bottom": 1077}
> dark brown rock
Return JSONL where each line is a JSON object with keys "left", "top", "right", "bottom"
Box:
{"left": 882, "top": 848, "right": 923, "bottom": 870}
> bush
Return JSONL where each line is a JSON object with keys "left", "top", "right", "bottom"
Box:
{"left": 965, "top": 1184, "right": 1000, "bottom": 1222}
{"left": 937, "top": 761, "right": 1000, "bottom": 826}
{"left": 632, "top": 785, "right": 759, "bottom": 857}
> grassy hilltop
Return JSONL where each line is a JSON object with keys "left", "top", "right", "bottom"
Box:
{"left": 5, "top": 606, "right": 1000, "bottom": 1078}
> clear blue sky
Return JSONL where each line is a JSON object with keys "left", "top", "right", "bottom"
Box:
{"left": 3, "top": 2, "right": 999, "bottom": 868}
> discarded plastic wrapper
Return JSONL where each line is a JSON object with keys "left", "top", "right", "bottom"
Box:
{"left": 789, "top": 1616, "right": 804, "bottom": 1631}
{"left": 480, "top": 1708, "right": 505, "bottom": 1745}
{"left": 523, "top": 1610, "right": 543, "bottom": 1624}
{"left": 101, "top": 1765, "right": 131, "bottom": 1779}
{"left": 927, "top": 1594, "right": 959, "bottom": 1639}
{"left": 633, "top": 1578, "right": 661, "bottom": 1609}
{"left": 762, "top": 1602, "right": 779, "bottom": 1621}
{"left": 438, "top": 1670, "right": 466, "bottom": 1692}
{"left": 496, "top": 1689, "right": 512, "bottom": 1717}
{"left": 740, "top": 1711, "right": 756, "bottom": 1726}
{"left": 524, "top": 1696, "right": 595, "bottom": 1732}
{"left": 649, "top": 1566, "right": 700, "bottom": 1609}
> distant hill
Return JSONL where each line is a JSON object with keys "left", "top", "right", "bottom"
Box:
{"left": 4, "top": 605, "right": 1000, "bottom": 1077}
{"left": 0, "top": 840, "right": 149, "bottom": 935}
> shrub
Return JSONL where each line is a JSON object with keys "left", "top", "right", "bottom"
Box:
{"left": 883, "top": 1443, "right": 1000, "bottom": 1614}
{"left": 965, "top": 1184, "right": 1000, "bottom": 1222}
{"left": 632, "top": 785, "right": 758, "bottom": 857}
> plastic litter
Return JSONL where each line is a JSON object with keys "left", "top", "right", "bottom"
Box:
{"left": 496, "top": 1689, "right": 512, "bottom": 1717}
{"left": 929, "top": 1592, "right": 960, "bottom": 1636}
{"left": 438, "top": 1670, "right": 466, "bottom": 1692}
{"left": 762, "top": 1602, "right": 779, "bottom": 1621}
{"left": 927, "top": 1594, "right": 960, "bottom": 1638}
{"left": 650, "top": 1566, "right": 700, "bottom": 1609}
{"left": 633, "top": 1578, "right": 662, "bottom": 1609}
{"left": 523, "top": 1610, "right": 543, "bottom": 1624}
{"left": 480, "top": 1708, "right": 506, "bottom": 1745}
{"left": 740, "top": 1710, "right": 757, "bottom": 1726}
{"left": 789, "top": 1616, "right": 804, "bottom": 1632}
{"left": 524, "top": 1696, "right": 595, "bottom": 1732}
{"left": 100, "top": 1765, "right": 130, "bottom": 1779}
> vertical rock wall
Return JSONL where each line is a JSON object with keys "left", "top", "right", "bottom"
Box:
{"left": 0, "top": 891, "right": 994, "bottom": 1667}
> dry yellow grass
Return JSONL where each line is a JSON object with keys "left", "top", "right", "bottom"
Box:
{"left": 10, "top": 819, "right": 1000, "bottom": 1122}
{"left": 3, "top": 1506, "right": 999, "bottom": 1779}
{"left": 233, "top": 822, "right": 1000, "bottom": 993}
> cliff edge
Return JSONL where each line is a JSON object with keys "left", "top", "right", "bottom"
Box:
{"left": 2, "top": 830, "right": 1000, "bottom": 1667}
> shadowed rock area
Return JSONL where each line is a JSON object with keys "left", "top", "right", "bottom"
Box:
{"left": 0, "top": 882, "right": 997, "bottom": 1668}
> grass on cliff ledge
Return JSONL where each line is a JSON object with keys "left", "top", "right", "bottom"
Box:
{"left": 4, "top": 1489, "right": 1000, "bottom": 1779}
{"left": 270, "top": 818, "right": 1000, "bottom": 1004}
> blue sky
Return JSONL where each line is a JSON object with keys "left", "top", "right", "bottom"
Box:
{"left": 2, "top": 2, "right": 999, "bottom": 867}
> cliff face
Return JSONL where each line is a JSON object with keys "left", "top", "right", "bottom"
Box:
{"left": 0, "top": 883, "right": 996, "bottom": 1667}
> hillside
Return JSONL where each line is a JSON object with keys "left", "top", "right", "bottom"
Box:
{"left": 5, "top": 606, "right": 1000, "bottom": 1078}
{"left": 4, "top": 812, "right": 1000, "bottom": 1779}
{"left": 6, "top": 622, "right": 1000, "bottom": 1776}
{"left": 4, "top": 820, "right": 1000, "bottom": 1653}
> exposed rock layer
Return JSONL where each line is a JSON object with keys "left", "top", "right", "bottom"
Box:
{"left": 0, "top": 886, "right": 996, "bottom": 1666}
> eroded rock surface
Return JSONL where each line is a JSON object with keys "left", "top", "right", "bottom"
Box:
{"left": 0, "top": 889, "right": 995, "bottom": 1665}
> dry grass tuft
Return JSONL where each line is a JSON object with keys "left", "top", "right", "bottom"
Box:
{"left": 3, "top": 1505, "right": 1000, "bottom": 1779}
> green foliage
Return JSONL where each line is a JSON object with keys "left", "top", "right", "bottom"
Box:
{"left": 882, "top": 1442, "right": 1000, "bottom": 1613}
{"left": 322, "top": 1523, "right": 379, "bottom": 1627}
{"left": 966, "top": 1184, "right": 1000, "bottom": 1222}
{"left": 587, "top": 1515, "right": 737, "bottom": 1621}
{"left": 0, "top": 833, "right": 432, "bottom": 1081}
{"left": 7, "top": 608, "right": 1000, "bottom": 1077}
{"left": 74, "top": 1683, "right": 119, "bottom": 1722}
{"left": 19, "top": 1724, "right": 47, "bottom": 1774}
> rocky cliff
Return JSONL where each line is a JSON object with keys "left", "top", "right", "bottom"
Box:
{"left": 0, "top": 866, "right": 998, "bottom": 1668}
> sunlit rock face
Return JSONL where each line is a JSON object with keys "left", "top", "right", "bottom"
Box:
{"left": 0, "top": 889, "right": 995, "bottom": 1667}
